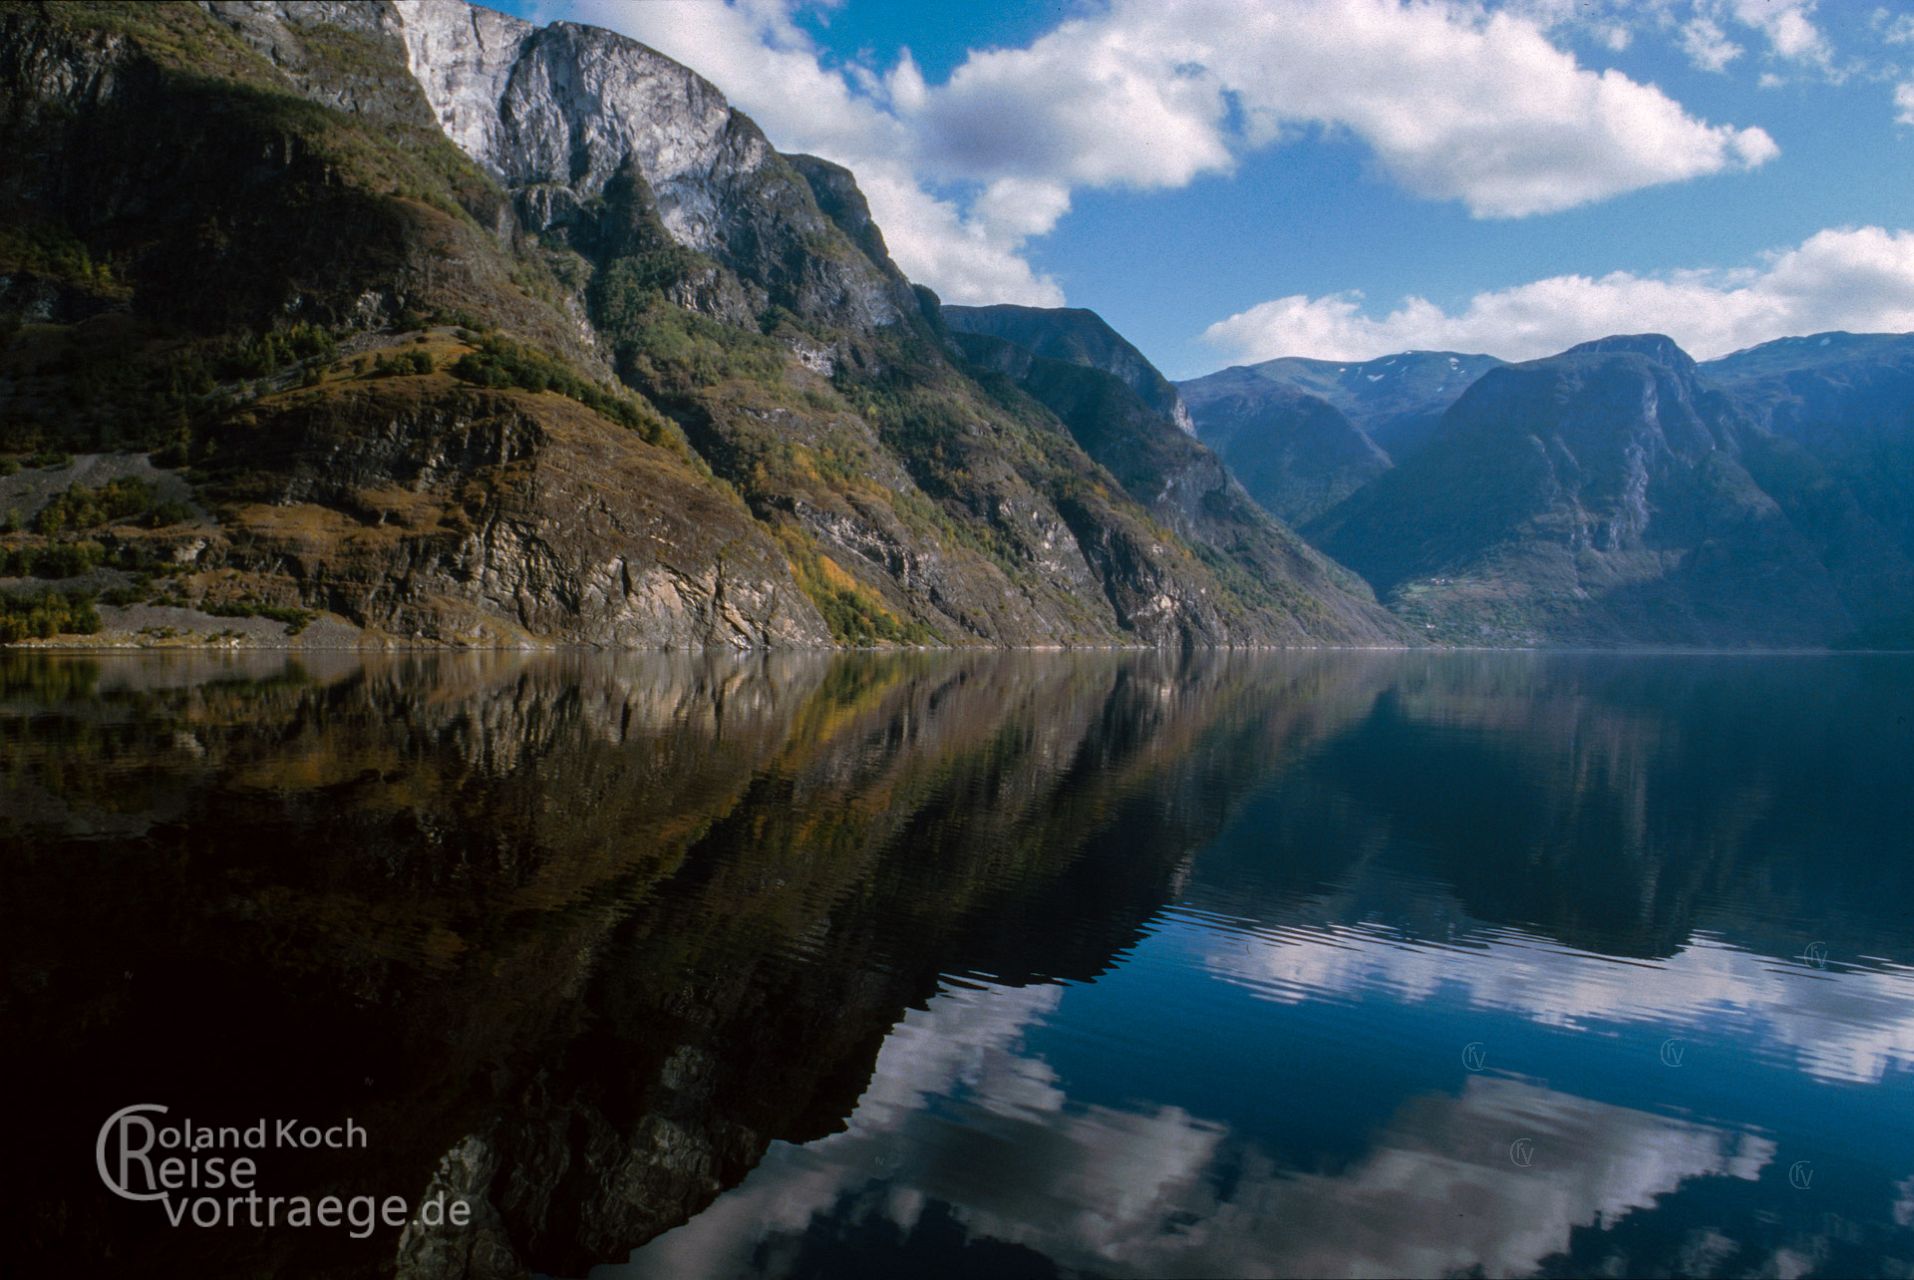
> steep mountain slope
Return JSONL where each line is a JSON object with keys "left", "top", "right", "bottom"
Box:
{"left": 0, "top": 0, "right": 828, "bottom": 646}
{"left": 1307, "top": 335, "right": 1859, "bottom": 646}
{"left": 1177, "top": 366, "right": 1390, "bottom": 524}
{"left": 1702, "top": 332, "right": 1914, "bottom": 644}
{"left": 945, "top": 303, "right": 1196, "bottom": 431}
{"left": 0, "top": 0, "right": 1395, "bottom": 649}
{"left": 942, "top": 306, "right": 1406, "bottom": 643}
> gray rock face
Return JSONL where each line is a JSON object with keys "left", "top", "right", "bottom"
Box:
{"left": 193, "top": 0, "right": 913, "bottom": 332}
{"left": 206, "top": 384, "right": 832, "bottom": 649}
{"left": 388, "top": 0, "right": 530, "bottom": 153}
{"left": 945, "top": 308, "right": 1407, "bottom": 645}
{"left": 386, "top": 0, "right": 907, "bottom": 331}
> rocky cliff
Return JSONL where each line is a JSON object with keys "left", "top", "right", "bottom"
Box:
{"left": 0, "top": 0, "right": 1399, "bottom": 649}
{"left": 943, "top": 304, "right": 1403, "bottom": 644}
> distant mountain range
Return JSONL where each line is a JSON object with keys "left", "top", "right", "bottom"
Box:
{"left": 1185, "top": 332, "right": 1914, "bottom": 647}
{"left": 1179, "top": 351, "right": 1503, "bottom": 524}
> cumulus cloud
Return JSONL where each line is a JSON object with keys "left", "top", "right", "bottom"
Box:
{"left": 1176, "top": 1, "right": 1775, "bottom": 218}
{"left": 1897, "top": 82, "right": 1914, "bottom": 128}
{"left": 1653, "top": 1, "right": 1837, "bottom": 74}
{"left": 542, "top": 0, "right": 1775, "bottom": 305}
{"left": 548, "top": 0, "right": 1064, "bottom": 305}
{"left": 1727, "top": 0, "right": 1832, "bottom": 65}
{"left": 901, "top": 0, "right": 1777, "bottom": 219}
{"left": 1201, "top": 226, "right": 1914, "bottom": 363}
{"left": 1682, "top": 17, "right": 1745, "bottom": 71}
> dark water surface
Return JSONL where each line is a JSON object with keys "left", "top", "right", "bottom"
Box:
{"left": 4, "top": 650, "right": 1912, "bottom": 1278}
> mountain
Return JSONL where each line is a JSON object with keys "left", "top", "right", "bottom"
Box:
{"left": 0, "top": 0, "right": 1399, "bottom": 650}
{"left": 942, "top": 305, "right": 1403, "bottom": 642}
{"left": 1191, "top": 350, "right": 1505, "bottom": 459}
{"left": 1176, "top": 349, "right": 1502, "bottom": 527}
{"left": 1177, "top": 366, "right": 1391, "bottom": 524}
{"left": 1306, "top": 334, "right": 1881, "bottom": 646}
{"left": 944, "top": 303, "right": 1196, "bottom": 432}
{"left": 1701, "top": 332, "right": 1914, "bottom": 645}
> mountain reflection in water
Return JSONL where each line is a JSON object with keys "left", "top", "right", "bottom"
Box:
{"left": 4, "top": 650, "right": 1911, "bottom": 1279}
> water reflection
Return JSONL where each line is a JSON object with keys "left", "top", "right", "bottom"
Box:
{"left": 620, "top": 980, "right": 1780, "bottom": 1280}
{"left": 1203, "top": 924, "right": 1914, "bottom": 1085}
{"left": 3, "top": 651, "right": 1912, "bottom": 1278}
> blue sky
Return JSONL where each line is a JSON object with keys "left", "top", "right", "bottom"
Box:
{"left": 501, "top": 0, "right": 1914, "bottom": 378}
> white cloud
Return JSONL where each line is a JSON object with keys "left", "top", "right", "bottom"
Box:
{"left": 907, "top": 14, "right": 1235, "bottom": 195}
{"left": 1882, "top": 9, "right": 1914, "bottom": 46}
{"left": 1681, "top": 18, "right": 1745, "bottom": 71}
{"left": 1527, "top": 2, "right": 1850, "bottom": 81}
{"left": 969, "top": 177, "right": 1076, "bottom": 243}
{"left": 1897, "top": 82, "right": 1914, "bottom": 128}
{"left": 1189, "top": 1, "right": 1775, "bottom": 218}
{"left": 1596, "top": 21, "right": 1635, "bottom": 52}
{"left": 547, "top": 0, "right": 1064, "bottom": 305}
{"left": 1728, "top": 0, "right": 1831, "bottom": 65}
{"left": 541, "top": 0, "right": 1774, "bottom": 305}
{"left": 1201, "top": 225, "right": 1914, "bottom": 363}
{"left": 900, "top": 0, "right": 1777, "bottom": 220}
{"left": 1670, "top": 1, "right": 1848, "bottom": 82}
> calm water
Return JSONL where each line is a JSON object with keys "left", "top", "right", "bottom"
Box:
{"left": 4, "top": 650, "right": 1912, "bottom": 1278}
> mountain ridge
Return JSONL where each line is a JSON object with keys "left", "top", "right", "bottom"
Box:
{"left": 1176, "top": 348, "right": 1505, "bottom": 528}
{"left": 1301, "top": 332, "right": 1914, "bottom": 646}
{"left": 940, "top": 303, "right": 1403, "bottom": 643}
{"left": 945, "top": 303, "right": 1197, "bottom": 432}
{"left": 0, "top": 0, "right": 1404, "bottom": 650}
